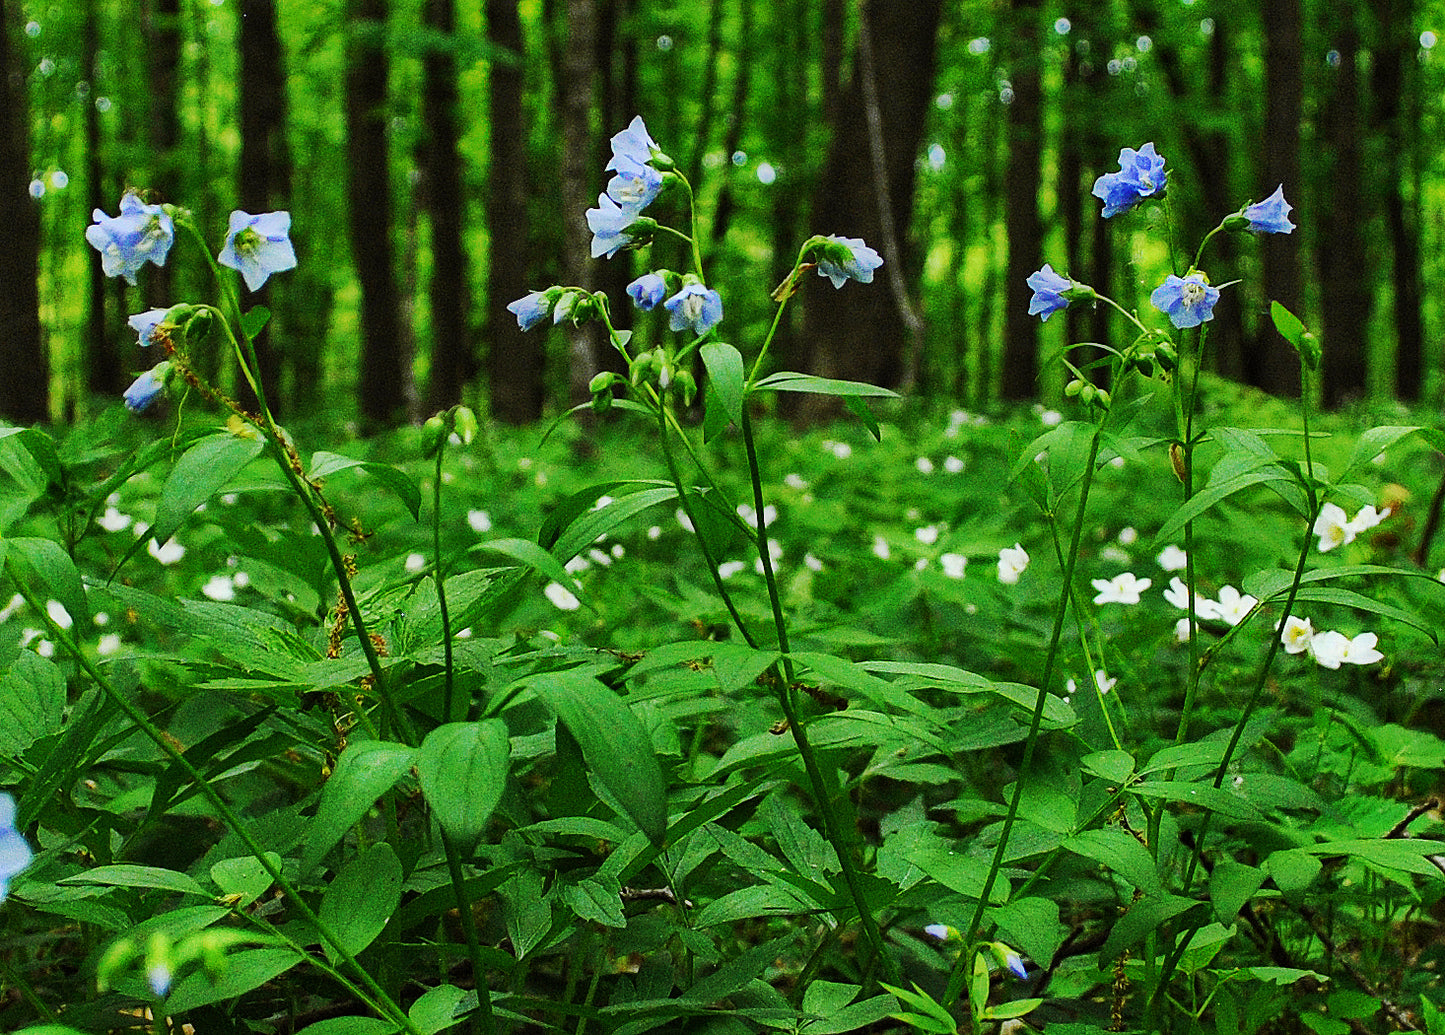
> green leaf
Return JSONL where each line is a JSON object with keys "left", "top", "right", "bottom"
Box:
{"left": 1209, "top": 860, "right": 1265, "bottom": 925}
{"left": 469, "top": 538, "right": 578, "bottom": 596}
{"left": 1130, "top": 780, "right": 1263, "bottom": 822}
{"left": 240, "top": 304, "right": 272, "bottom": 339}
{"left": 210, "top": 854, "right": 282, "bottom": 907}
{"left": 751, "top": 371, "right": 899, "bottom": 398}
{"left": 562, "top": 874, "right": 627, "bottom": 927}
{"left": 308, "top": 451, "right": 421, "bottom": 521}
{"left": 701, "top": 342, "right": 745, "bottom": 431}
{"left": 293, "top": 1019, "right": 399, "bottom": 1035}
{"left": 151, "top": 434, "right": 266, "bottom": 546}
{"left": 416, "top": 719, "right": 510, "bottom": 847}
{"left": 991, "top": 896, "right": 1062, "bottom": 969}
{"left": 1266, "top": 848, "right": 1322, "bottom": 894}
{"left": 1345, "top": 425, "right": 1425, "bottom": 477}
{"left": 906, "top": 847, "right": 1009, "bottom": 903}
{"left": 320, "top": 843, "right": 403, "bottom": 962}
{"left": 8, "top": 537, "right": 90, "bottom": 627}
{"left": 549, "top": 484, "right": 680, "bottom": 564}
{"left": 983, "top": 998, "right": 1043, "bottom": 1020}
{"left": 163, "top": 947, "right": 303, "bottom": 1013}
{"left": 59, "top": 865, "right": 209, "bottom": 898}
{"left": 844, "top": 395, "right": 882, "bottom": 441}
{"left": 526, "top": 670, "right": 667, "bottom": 843}
{"left": 409, "top": 983, "right": 468, "bottom": 1035}
{"left": 1065, "top": 828, "right": 1163, "bottom": 896}
{"left": 806, "top": 995, "right": 899, "bottom": 1035}
{"left": 1155, "top": 466, "right": 1300, "bottom": 543}
{"left": 1271, "top": 301, "right": 1320, "bottom": 369}
{"left": 1101, "top": 893, "right": 1201, "bottom": 962}
{"left": 0, "top": 651, "right": 66, "bottom": 757}
{"left": 1080, "top": 750, "right": 1135, "bottom": 784}
{"left": 303, "top": 739, "right": 417, "bottom": 874}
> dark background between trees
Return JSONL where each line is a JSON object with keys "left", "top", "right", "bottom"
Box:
{"left": 2, "top": 0, "right": 1443, "bottom": 427}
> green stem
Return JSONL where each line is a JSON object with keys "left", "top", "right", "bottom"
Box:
{"left": 443, "top": 831, "right": 495, "bottom": 1035}
{"left": 5, "top": 558, "right": 421, "bottom": 1035}
{"left": 434, "top": 442, "right": 458, "bottom": 723}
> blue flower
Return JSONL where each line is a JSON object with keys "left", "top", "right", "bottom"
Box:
{"left": 85, "top": 193, "right": 175, "bottom": 285}
{"left": 507, "top": 291, "right": 552, "bottom": 331}
{"left": 1092, "top": 142, "right": 1168, "bottom": 218}
{"left": 0, "top": 792, "right": 33, "bottom": 904}
{"left": 815, "top": 235, "right": 883, "bottom": 288}
{"left": 627, "top": 273, "right": 668, "bottom": 311}
{"left": 124, "top": 366, "right": 167, "bottom": 413}
{"left": 607, "top": 155, "right": 663, "bottom": 213}
{"left": 1150, "top": 272, "right": 1220, "bottom": 329}
{"left": 585, "top": 194, "right": 639, "bottom": 259}
{"left": 664, "top": 283, "right": 723, "bottom": 336}
{"left": 1027, "top": 264, "right": 1072, "bottom": 321}
{"left": 218, "top": 210, "right": 297, "bottom": 292}
{"left": 128, "top": 308, "right": 171, "bottom": 347}
{"left": 1242, "top": 185, "right": 1295, "bottom": 234}
{"left": 607, "top": 116, "right": 659, "bottom": 172}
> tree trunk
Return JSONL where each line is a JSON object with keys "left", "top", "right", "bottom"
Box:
{"left": 559, "top": 0, "right": 600, "bottom": 407}
{"left": 0, "top": 0, "right": 47, "bottom": 422}
{"left": 83, "top": 0, "right": 121, "bottom": 400}
{"left": 797, "top": 0, "right": 940, "bottom": 418}
{"left": 1255, "top": 0, "right": 1304, "bottom": 397}
{"left": 1000, "top": 0, "right": 1043, "bottom": 400}
{"left": 143, "top": 0, "right": 180, "bottom": 305}
{"left": 422, "top": 0, "right": 470, "bottom": 412}
{"left": 345, "top": 0, "right": 409, "bottom": 426}
{"left": 485, "top": 0, "right": 544, "bottom": 423}
{"left": 239, "top": 0, "right": 291, "bottom": 412}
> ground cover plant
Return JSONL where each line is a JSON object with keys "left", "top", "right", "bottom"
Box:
{"left": 1, "top": 122, "right": 1444, "bottom": 1035}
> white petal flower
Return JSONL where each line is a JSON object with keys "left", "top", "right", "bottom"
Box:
{"left": 148, "top": 539, "right": 185, "bottom": 565}
{"left": 1280, "top": 615, "right": 1315, "bottom": 654}
{"left": 1093, "top": 670, "right": 1117, "bottom": 694}
{"left": 718, "top": 560, "right": 747, "bottom": 579}
{"left": 1156, "top": 544, "right": 1188, "bottom": 572}
{"left": 997, "top": 543, "right": 1030, "bottom": 584}
{"left": 1091, "top": 572, "right": 1152, "bottom": 605}
{"left": 1309, "top": 629, "right": 1349, "bottom": 669}
{"left": 940, "top": 553, "right": 967, "bottom": 579}
{"left": 1313, "top": 502, "right": 1356, "bottom": 553}
{"left": 915, "top": 456, "right": 935, "bottom": 474}
{"left": 404, "top": 552, "right": 427, "bottom": 573}
{"left": 1162, "top": 576, "right": 1223, "bottom": 620}
{"left": 97, "top": 506, "right": 133, "bottom": 532}
{"left": 467, "top": 509, "right": 493, "bottom": 533}
{"left": 544, "top": 581, "right": 581, "bottom": 611}
{"left": 1346, "top": 504, "right": 1391, "bottom": 535}
{"left": 1337, "top": 631, "right": 1383, "bottom": 666}
{"left": 201, "top": 575, "right": 237, "bottom": 602}
{"left": 872, "top": 535, "right": 891, "bottom": 561}
{"left": 45, "top": 600, "right": 73, "bottom": 630}
{"left": 915, "top": 525, "right": 940, "bottom": 545}
{"left": 1213, "top": 585, "right": 1257, "bottom": 626}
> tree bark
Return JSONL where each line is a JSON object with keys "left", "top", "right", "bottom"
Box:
{"left": 485, "top": 0, "right": 544, "bottom": 423}
{"left": 83, "top": 0, "right": 121, "bottom": 399}
{"left": 143, "top": 0, "right": 180, "bottom": 306}
{"left": 345, "top": 0, "right": 409, "bottom": 426}
{"left": 797, "top": 0, "right": 940, "bottom": 418}
{"left": 0, "top": 0, "right": 47, "bottom": 422}
{"left": 559, "top": 0, "right": 600, "bottom": 408}
{"left": 999, "top": 0, "right": 1044, "bottom": 400}
{"left": 422, "top": 0, "right": 471, "bottom": 412}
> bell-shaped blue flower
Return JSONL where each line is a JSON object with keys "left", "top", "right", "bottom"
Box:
{"left": 507, "top": 290, "right": 553, "bottom": 331}
{"left": 128, "top": 308, "right": 171, "bottom": 347}
{"left": 627, "top": 272, "right": 668, "bottom": 311}
{"left": 586, "top": 194, "right": 639, "bottom": 259}
{"left": 1151, "top": 271, "right": 1220, "bottom": 329}
{"left": 664, "top": 282, "right": 723, "bottom": 336}
{"left": 218, "top": 210, "right": 297, "bottom": 292}
{"left": 607, "top": 155, "right": 663, "bottom": 213}
{"left": 1092, "top": 143, "right": 1168, "bottom": 218}
{"left": 124, "top": 365, "right": 169, "bottom": 413}
{"left": 0, "top": 792, "right": 33, "bottom": 904}
{"left": 1242, "top": 185, "right": 1295, "bottom": 234}
{"left": 815, "top": 235, "right": 883, "bottom": 288}
{"left": 1026, "top": 264, "right": 1072, "bottom": 322}
{"left": 85, "top": 193, "right": 175, "bottom": 285}
{"left": 607, "top": 116, "right": 659, "bottom": 172}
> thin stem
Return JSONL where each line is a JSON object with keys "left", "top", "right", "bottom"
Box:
{"left": 434, "top": 442, "right": 458, "bottom": 723}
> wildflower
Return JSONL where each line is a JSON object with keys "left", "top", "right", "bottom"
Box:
{"left": 467, "top": 510, "right": 493, "bottom": 533}
{"left": 718, "top": 560, "right": 747, "bottom": 580}
{"left": 944, "top": 455, "right": 965, "bottom": 474}
{"left": 1347, "top": 504, "right": 1392, "bottom": 535}
{"left": 1163, "top": 576, "right": 1223, "bottom": 620}
{"left": 1313, "top": 502, "right": 1356, "bottom": 552}
{"left": 664, "top": 283, "right": 723, "bottom": 336}
{"left": 124, "top": 367, "right": 167, "bottom": 414}
{"left": 1174, "top": 617, "right": 1193, "bottom": 643}
{"left": 1092, "top": 572, "right": 1152, "bottom": 605}
{"left": 128, "top": 308, "right": 171, "bottom": 347}
{"left": 814, "top": 235, "right": 883, "bottom": 289}
{"left": 1151, "top": 272, "right": 1220, "bottom": 329}
{"left": 98, "top": 633, "right": 123, "bottom": 656}
{"left": 1308, "top": 630, "right": 1350, "bottom": 669}
{"left": 607, "top": 116, "right": 660, "bottom": 171}
{"left": 997, "top": 543, "right": 1030, "bottom": 584}
{"left": 754, "top": 538, "right": 784, "bottom": 575}
{"left": 1156, "top": 544, "right": 1188, "bottom": 572}
{"left": 925, "top": 923, "right": 954, "bottom": 941}
{"left": 201, "top": 574, "right": 237, "bottom": 602}
{"left": 544, "top": 581, "right": 581, "bottom": 611}
{"left": 627, "top": 272, "right": 668, "bottom": 311}
{"left": 915, "top": 456, "right": 935, "bottom": 474}
{"left": 803, "top": 553, "right": 824, "bottom": 572}
{"left": 148, "top": 538, "right": 185, "bottom": 565}
{"left": 507, "top": 291, "right": 553, "bottom": 331}
{"left": 915, "top": 524, "right": 940, "bottom": 545}
{"left": 1118, "top": 527, "right": 1138, "bottom": 545}
{"left": 218, "top": 210, "right": 297, "bottom": 292}
{"left": 1213, "top": 585, "right": 1257, "bottom": 626}
{"left": 404, "top": 552, "right": 427, "bottom": 573}
{"left": 1240, "top": 186, "right": 1295, "bottom": 234}
{"left": 1280, "top": 615, "right": 1314, "bottom": 654}
{"left": 0, "top": 793, "right": 33, "bottom": 903}
{"left": 86, "top": 192, "right": 175, "bottom": 284}
{"left": 1026, "top": 264, "right": 1072, "bottom": 322}
{"left": 1336, "top": 631, "right": 1383, "bottom": 666}
{"left": 45, "top": 600, "right": 72, "bottom": 630}
{"left": 872, "top": 535, "right": 891, "bottom": 561}
{"left": 1092, "top": 142, "right": 1168, "bottom": 217}
{"left": 940, "top": 553, "right": 967, "bottom": 579}
{"left": 586, "top": 193, "right": 640, "bottom": 259}
{"left": 606, "top": 155, "right": 663, "bottom": 212}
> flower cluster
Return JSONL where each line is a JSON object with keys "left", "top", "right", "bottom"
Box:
{"left": 1280, "top": 616, "right": 1384, "bottom": 669}
{"left": 1, "top": 792, "right": 33, "bottom": 904}
{"left": 586, "top": 116, "right": 668, "bottom": 258}
{"left": 1092, "top": 142, "right": 1168, "bottom": 218}
{"left": 85, "top": 193, "right": 175, "bottom": 284}
{"left": 1312, "top": 501, "right": 1391, "bottom": 553}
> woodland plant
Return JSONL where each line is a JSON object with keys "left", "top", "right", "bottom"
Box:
{"left": 0, "top": 124, "right": 1439, "bottom": 1035}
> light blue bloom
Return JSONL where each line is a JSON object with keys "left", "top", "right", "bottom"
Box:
{"left": 507, "top": 291, "right": 552, "bottom": 331}
{"left": 218, "top": 210, "right": 297, "bottom": 292}
{"left": 607, "top": 155, "right": 663, "bottom": 212}
{"left": 815, "top": 235, "right": 883, "bottom": 288}
{"left": 1004, "top": 949, "right": 1028, "bottom": 980}
{"left": 1026, "top": 264, "right": 1072, "bottom": 321}
{"left": 124, "top": 367, "right": 167, "bottom": 413}
{"left": 607, "top": 116, "right": 659, "bottom": 172}
{"left": 128, "top": 308, "right": 171, "bottom": 347}
{"left": 585, "top": 194, "right": 637, "bottom": 259}
{"left": 664, "top": 283, "right": 723, "bottom": 336}
{"left": 627, "top": 273, "right": 668, "bottom": 311}
{"left": 85, "top": 193, "right": 175, "bottom": 285}
{"left": 0, "top": 792, "right": 33, "bottom": 904}
{"left": 1092, "top": 142, "right": 1168, "bottom": 218}
{"left": 1242, "top": 185, "right": 1295, "bottom": 234}
{"left": 1150, "top": 272, "right": 1220, "bottom": 329}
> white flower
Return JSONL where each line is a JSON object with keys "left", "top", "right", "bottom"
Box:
{"left": 467, "top": 509, "right": 493, "bottom": 533}
{"left": 1280, "top": 615, "right": 1315, "bottom": 654}
{"left": 592, "top": 495, "right": 615, "bottom": 511}
{"left": 718, "top": 560, "right": 747, "bottom": 579}
{"left": 1174, "top": 617, "right": 1193, "bottom": 643}
{"left": 201, "top": 575, "right": 236, "bottom": 601}
{"left": 588, "top": 547, "right": 613, "bottom": 568}
{"left": 544, "top": 581, "right": 581, "bottom": 610}
{"left": 925, "top": 923, "right": 952, "bottom": 941}
{"left": 1309, "top": 630, "right": 1350, "bottom": 668}
{"left": 1162, "top": 576, "right": 1222, "bottom": 620}
{"left": 1346, "top": 504, "right": 1391, "bottom": 535}
{"left": 233, "top": 571, "right": 250, "bottom": 589}
{"left": 943, "top": 455, "right": 965, "bottom": 474}
{"left": 97, "top": 506, "right": 133, "bottom": 532}
{"left": 611, "top": 543, "right": 625, "bottom": 560}
{"left": 1091, "top": 572, "right": 1152, "bottom": 605}
{"left": 872, "top": 535, "right": 891, "bottom": 561}
{"left": 97, "top": 633, "right": 122, "bottom": 656}
{"left": 1039, "top": 409, "right": 1063, "bottom": 426}
{"left": 940, "top": 553, "right": 967, "bottom": 579}
{"left": 647, "top": 525, "right": 662, "bottom": 540}
{"left": 1313, "top": 502, "right": 1356, "bottom": 552}
{"left": 1156, "top": 544, "right": 1188, "bottom": 572}
{"left": 1099, "top": 545, "right": 1131, "bottom": 565}
{"left": 1213, "top": 585, "right": 1257, "bottom": 626}
{"left": 737, "top": 503, "right": 777, "bottom": 528}
{"left": 1117, "top": 527, "right": 1138, "bottom": 545}
{"left": 803, "top": 553, "right": 824, "bottom": 572}
{"left": 148, "top": 539, "right": 185, "bottom": 565}
{"left": 1336, "top": 631, "right": 1383, "bottom": 665}
{"left": 45, "top": 600, "right": 73, "bottom": 630}
{"left": 784, "top": 472, "right": 809, "bottom": 490}
{"left": 0, "top": 593, "right": 24, "bottom": 622}
{"left": 915, "top": 456, "right": 935, "bottom": 474}
{"left": 1066, "top": 670, "right": 1116, "bottom": 696}
{"left": 753, "top": 538, "right": 784, "bottom": 574}
{"left": 565, "top": 555, "right": 590, "bottom": 574}
{"left": 915, "top": 524, "right": 940, "bottom": 545}
{"left": 675, "top": 508, "right": 695, "bottom": 533}
{"left": 824, "top": 440, "right": 852, "bottom": 460}
{"left": 404, "top": 552, "right": 427, "bottom": 573}
{"left": 997, "top": 543, "right": 1029, "bottom": 584}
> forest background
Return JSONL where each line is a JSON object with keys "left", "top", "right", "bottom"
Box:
{"left": 1, "top": 0, "right": 1442, "bottom": 429}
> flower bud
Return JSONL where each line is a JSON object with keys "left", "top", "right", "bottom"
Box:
{"left": 452, "top": 406, "right": 478, "bottom": 445}
{"left": 1170, "top": 441, "right": 1187, "bottom": 482}
{"left": 674, "top": 368, "right": 697, "bottom": 407}
{"left": 1064, "top": 378, "right": 1085, "bottom": 397}
{"left": 420, "top": 414, "right": 446, "bottom": 458}
{"left": 1080, "top": 383, "right": 1097, "bottom": 405}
